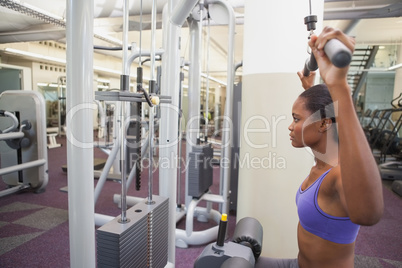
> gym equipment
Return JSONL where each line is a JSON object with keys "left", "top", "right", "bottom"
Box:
{"left": 362, "top": 106, "right": 402, "bottom": 180}
{"left": 175, "top": 0, "right": 236, "bottom": 249}
{"left": 302, "top": 5, "right": 352, "bottom": 77}
{"left": 392, "top": 180, "right": 402, "bottom": 196}
{"left": 377, "top": 111, "right": 402, "bottom": 180}
{"left": 0, "top": 90, "right": 48, "bottom": 197}
{"left": 230, "top": 79, "right": 242, "bottom": 211}
{"left": 368, "top": 109, "right": 394, "bottom": 149}
{"left": 96, "top": 0, "right": 173, "bottom": 267}
{"left": 188, "top": 144, "right": 214, "bottom": 198}
{"left": 363, "top": 109, "right": 393, "bottom": 149}
{"left": 378, "top": 111, "right": 402, "bottom": 160}
{"left": 194, "top": 216, "right": 263, "bottom": 268}
{"left": 46, "top": 127, "right": 61, "bottom": 149}
{"left": 379, "top": 161, "right": 402, "bottom": 180}
{"left": 97, "top": 195, "right": 169, "bottom": 268}
{"left": 363, "top": 109, "right": 380, "bottom": 133}
{"left": 364, "top": 108, "right": 402, "bottom": 158}
{"left": 57, "top": 76, "right": 67, "bottom": 136}
{"left": 359, "top": 108, "right": 372, "bottom": 127}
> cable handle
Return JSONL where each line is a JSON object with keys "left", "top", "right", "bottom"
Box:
{"left": 303, "top": 53, "right": 318, "bottom": 77}
{"left": 324, "top": 38, "right": 352, "bottom": 68}
{"left": 303, "top": 38, "right": 352, "bottom": 76}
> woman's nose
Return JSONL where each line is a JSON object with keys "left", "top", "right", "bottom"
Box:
{"left": 288, "top": 122, "right": 293, "bottom": 131}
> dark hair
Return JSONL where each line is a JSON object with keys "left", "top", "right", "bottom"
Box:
{"left": 299, "top": 84, "right": 338, "bottom": 141}
{"left": 299, "top": 84, "right": 336, "bottom": 123}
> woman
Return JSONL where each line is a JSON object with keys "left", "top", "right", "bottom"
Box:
{"left": 294, "top": 27, "right": 383, "bottom": 268}
{"left": 258, "top": 27, "right": 384, "bottom": 268}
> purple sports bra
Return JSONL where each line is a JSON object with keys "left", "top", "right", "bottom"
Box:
{"left": 296, "top": 169, "right": 360, "bottom": 244}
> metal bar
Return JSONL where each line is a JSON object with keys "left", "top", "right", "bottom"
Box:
{"left": 0, "top": 184, "right": 29, "bottom": 198}
{"left": 1, "top": 111, "right": 19, "bottom": 133}
{"left": 207, "top": 0, "right": 236, "bottom": 215}
{"left": 0, "top": 159, "right": 46, "bottom": 176}
{"left": 146, "top": 0, "right": 158, "bottom": 205}
{"left": 0, "top": 131, "right": 24, "bottom": 141}
{"left": 159, "top": 1, "right": 183, "bottom": 263}
{"left": 170, "top": 0, "right": 199, "bottom": 26}
{"left": 119, "top": 0, "right": 130, "bottom": 224}
{"left": 125, "top": 46, "right": 164, "bottom": 75}
{"left": 185, "top": 16, "right": 202, "bottom": 208}
{"left": 204, "top": 16, "right": 210, "bottom": 140}
{"left": 150, "top": 0, "right": 157, "bottom": 82}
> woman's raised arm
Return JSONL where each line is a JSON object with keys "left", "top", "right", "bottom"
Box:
{"left": 309, "top": 27, "right": 384, "bottom": 225}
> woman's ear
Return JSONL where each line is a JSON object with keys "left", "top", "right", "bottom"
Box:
{"left": 319, "top": 118, "right": 333, "bottom": 132}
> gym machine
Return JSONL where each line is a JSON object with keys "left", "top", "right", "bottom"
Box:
{"left": 194, "top": 216, "right": 263, "bottom": 268}
{"left": 368, "top": 109, "right": 394, "bottom": 150}
{"left": 95, "top": 0, "right": 173, "bottom": 267}
{"left": 0, "top": 90, "right": 48, "bottom": 197}
{"left": 377, "top": 110, "right": 402, "bottom": 181}
{"left": 302, "top": 5, "right": 352, "bottom": 77}
{"left": 174, "top": 0, "right": 236, "bottom": 249}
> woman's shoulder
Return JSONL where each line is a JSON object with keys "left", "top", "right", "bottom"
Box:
{"left": 318, "top": 165, "right": 341, "bottom": 194}
{"left": 330, "top": 165, "right": 341, "bottom": 176}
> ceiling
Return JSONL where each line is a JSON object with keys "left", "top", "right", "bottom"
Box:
{"left": 0, "top": 0, "right": 401, "bottom": 87}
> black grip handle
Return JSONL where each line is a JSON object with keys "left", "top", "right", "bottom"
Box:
{"left": 324, "top": 39, "right": 352, "bottom": 68}
{"left": 216, "top": 214, "right": 228, "bottom": 247}
{"left": 303, "top": 38, "right": 352, "bottom": 76}
{"left": 303, "top": 53, "right": 318, "bottom": 77}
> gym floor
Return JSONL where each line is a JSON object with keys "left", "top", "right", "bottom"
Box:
{"left": 0, "top": 136, "right": 401, "bottom": 268}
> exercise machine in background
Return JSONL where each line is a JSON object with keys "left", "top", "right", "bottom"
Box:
{"left": 194, "top": 216, "right": 263, "bottom": 268}
{"left": 0, "top": 90, "right": 48, "bottom": 197}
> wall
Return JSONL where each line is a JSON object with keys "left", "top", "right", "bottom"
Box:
{"left": 364, "top": 72, "right": 395, "bottom": 111}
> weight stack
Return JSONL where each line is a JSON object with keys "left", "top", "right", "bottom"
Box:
{"left": 97, "top": 195, "right": 169, "bottom": 268}
{"left": 188, "top": 144, "right": 214, "bottom": 198}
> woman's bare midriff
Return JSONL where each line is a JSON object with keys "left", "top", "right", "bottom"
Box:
{"left": 297, "top": 223, "right": 355, "bottom": 268}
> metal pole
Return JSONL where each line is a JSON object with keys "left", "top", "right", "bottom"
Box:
{"left": 119, "top": 0, "right": 130, "bottom": 223}
{"left": 207, "top": 0, "right": 235, "bottom": 215}
{"left": 0, "top": 132, "right": 24, "bottom": 141}
{"left": 160, "top": 1, "right": 179, "bottom": 264}
{"left": 0, "top": 159, "right": 46, "bottom": 176}
{"left": 198, "top": 1, "right": 204, "bottom": 140}
{"left": 66, "top": 0, "right": 95, "bottom": 266}
{"left": 170, "top": 0, "right": 199, "bottom": 26}
{"left": 185, "top": 16, "right": 201, "bottom": 208}
{"left": 147, "top": 0, "right": 157, "bottom": 204}
{"left": 204, "top": 14, "right": 210, "bottom": 140}
{"left": 150, "top": 0, "right": 157, "bottom": 82}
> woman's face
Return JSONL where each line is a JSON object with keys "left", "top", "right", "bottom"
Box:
{"left": 288, "top": 97, "right": 322, "bottom": 148}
